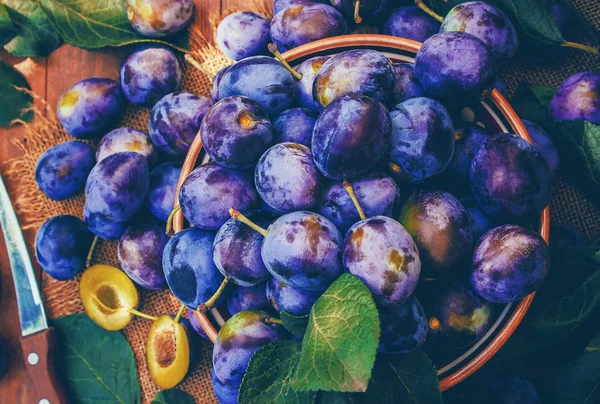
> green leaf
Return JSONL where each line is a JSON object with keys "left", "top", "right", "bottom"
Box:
{"left": 53, "top": 313, "right": 141, "bottom": 404}
{"left": 315, "top": 391, "right": 359, "bottom": 403}
{"left": 0, "top": 60, "right": 33, "bottom": 127}
{"left": 2, "top": 0, "right": 62, "bottom": 57}
{"left": 280, "top": 311, "right": 309, "bottom": 337}
{"left": 542, "top": 333, "right": 600, "bottom": 403}
{"left": 291, "top": 273, "right": 380, "bottom": 393}
{"left": 239, "top": 340, "right": 317, "bottom": 404}
{"left": 0, "top": 4, "right": 18, "bottom": 46}
{"left": 38, "top": 0, "right": 189, "bottom": 51}
{"left": 510, "top": 84, "right": 552, "bottom": 126}
{"left": 151, "top": 389, "right": 195, "bottom": 404}
{"left": 528, "top": 84, "right": 556, "bottom": 109}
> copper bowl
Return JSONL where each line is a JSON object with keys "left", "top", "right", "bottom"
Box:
{"left": 174, "top": 35, "right": 551, "bottom": 391}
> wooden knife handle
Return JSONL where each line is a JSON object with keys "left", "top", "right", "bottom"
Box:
{"left": 20, "top": 327, "right": 70, "bottom": 404}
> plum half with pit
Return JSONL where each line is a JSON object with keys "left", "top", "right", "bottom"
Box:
{"left": 270, "top": 3, "right": 347, "bottom": 52}
{"left": 35, "top": 141, "right": 95, "bottom": 201}
{"left": 218, "top": 56, "right": 296, "bottom": 116}
{"left": 383, "top": 6, "right": 441, "bottom": 43}
{"left": 273, "top": 107, "right": 317, "bottom": 147}
{"left": 179, "top": 162, "right": 259, "bottom": 230}
{"left": 120, "top": 47, "right": 182, "bottom": 107}
{"left": 441, "top": 1, "right": 519, "bottom": 60}
{"left": 147, "top": 162, "right": 182, "bottom": 223}
{"left": 255, "top": 143, "right": 322, "bottom": 212}
{"left": 146, "top": 314, "right": 190, "bottom": 389}
{"left": 266, "top": 278, "right": 321, "bottom": 316}
{"left": 97, "top": 128, "right": 157, "bottom": 165}
{"left": 392, "top": 63, "right": 425, "bottom": 105}
{"left": 447, "top": 124, "right": 490, "bottom": 182}
{"left": 200, "top": 96, "right": 274, "bottom": 169}
{"left": 471, "top": 224, "right": 549, "bottom": 303}
{"left": 227, "top": 283, "right": 272, "bottom": 316}
{"left": 35, "top": 215, "right": 94, "bottom": 280}
{"left": 343, "top": 216, "right": 421, "bottom": 307}
{"left": 217, "top": 12, "right": 271, "bottom": 61}
{"left": 312, "top": 93, "right": 391, "bottom": 179}
{"left": 313, "top": 49, "right": 395, "bottom": 108}
{"left": 126, "top": 0, "right": 194, "bottom": 37}
{"left": 399, "top": 190, "right": 473, "bottom": 275}
{"left": 295, "top": 56, "right": 330, "bottom": 111}
{"left": 149, "top": 91, "right": 212, "bottom": 158}
{"left": 57, "top": 78, "right": 124, "bottom": 139}
{"left": 470, "top": 134, "right": 552, "bottom": 219}
{"left": 548, "top": 71, "right": 600, "bottom": 124}
{"left": 389, "top": 97, "right": 454, "bottom": 183}
{"left": 415, "top": 32, "right": 496, "bottom": 104}
{"left": 378, "top": 295, "right": 428, "bottom": 354}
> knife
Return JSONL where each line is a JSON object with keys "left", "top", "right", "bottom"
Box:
{"left": 0, "top": 174, "right": 68, "bottom": 404}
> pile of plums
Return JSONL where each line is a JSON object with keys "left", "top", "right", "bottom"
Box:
{"left": 31, "top": 0, "right": 599, "bottom": 401}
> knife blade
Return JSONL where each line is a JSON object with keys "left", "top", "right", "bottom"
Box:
{"left": 0, "top": 173, "right": 48, "bottom": 336}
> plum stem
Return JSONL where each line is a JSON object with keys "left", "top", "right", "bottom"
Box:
{"left": 265, "top": 317, "right": 283, "bottom": 325}
{"left": 166, "top": 205, "right": 182, "bottom": 237}
{"left": 415, "top": 0, "right": 444, "bottom": 23}
{"left": 174, "top": 304, "right": 186, "bottom": 324}
{"left": 198, "top": 276, "right": 230, "bottom": 313}
{"left": 561, "top": 41, "right": 599, "bottom": 54}
{"left": 229, "top": 208, "right": 269, "bottom": 236}
{"left": 184, "top": 54, "right": 214, "bottom": 78}
{"left": 342, "top": 180, "right": 367, "bottom": 221}
{"left": 268, "top": 43, "right": 303, "bottom": 81}
{"left": 353, "top": 0, "right": 363, "bottom": 24}
{"left": 86, "top": 236, "right": 99, "bottom": 268}
{"left": 129, "top": 308, "right": 159, "bottom": 321}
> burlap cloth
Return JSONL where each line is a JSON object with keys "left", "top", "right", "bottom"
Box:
{"left": 2, "top": 1, "right": 599, "bottom": 402}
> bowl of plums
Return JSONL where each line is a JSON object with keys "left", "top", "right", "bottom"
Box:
{"left": 33, "top": 0, "right": 588, "bottom": 401}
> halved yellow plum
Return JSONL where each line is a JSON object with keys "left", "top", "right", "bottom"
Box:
{"left": 80, "top": 264, "right": 139, "bottom": 330}
{"left": 147, "top": 315, "right": 190, "bottom": 389}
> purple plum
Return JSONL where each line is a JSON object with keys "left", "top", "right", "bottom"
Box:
{"left": 392, "top": 63, "right": 425, "bottom": 105}
{"left": 187, "top": 310, "right": 209, "bottom": 340}
{"left": 415, "top": 32, "right": 496, "bottom": 104}
{"left": 149, "top": 91, "right": 212, "bottom": 158}
{"left": 83, "top": 205, "right": 129, "bottom": 240}
{"left": 389, "top": 97, "right": 454, "bottom": 183}
{"left": 447, "top": 124, "right": 490, "bottom": 182}
{"left": 270, "top": 3, "right": 347, "bottom": 52}
{"left": 274, "top": 0, "right": 327, "bottom": 15}
{"left": 272, "top": 107, "right": 317, "bottom": 147}
{"left": 471, "top": 224, "right": 549, "bottom": 303}
{"left": 383, "top": 6, "right": 441, "bottom": 43}
{"left": 227, "top": 283, "right": 272, "bottom": 316}
{"left": 255, "top": 143, "right": 322, "bottom": 212}
{"left": 35, "top": 215, "right": 94, "bottom": 280}
{"left": 470, "top": 134, "right": 552, "bottom": 219}
{"left": 378, "top": 295, "right": 428, "bottom": 354}
{"left": 200, "top": 96, "right": 274, "bottom": 169}
{"left": 329, "top": 0, "right": 393, "bottom": 23}
{"left": 35, "top": 141, "right": 95, "bottom": 201}
{"left": 211, "top": 368, "right": 239, "bottom": 404}
{"left": 522, "top": 119, "right": 560, "bottom": 174}
{"left": 120, "top": 47, "right": 182, "bottom": 107}
{"left": 487, "top": 376, "right": 541, "bottom": 404}
{"left": 317, "top": 173, "right": 401, "bottom": 234}
{"left": 548, "top": 71, "right": 600, "bottom": 124}
{"left": 441, "top": 1, "right": 519, "bottom": 60}
{"left": 126, "top": 0, "right": 194, "bottom": 37}
{"left": 211, "top": 65, "right": 232, "bottom": 102}
{"left": 312, "top": 93, "right": 391, "bottom": 179}
{"left": 147, "top": 162, "right": 182, "bottom": 223}
{"left": 97, "top": 128, "right": 158, "bottom": 166}
{"left": 179, "top": 162, "right": 259, "bottom": 230}
{"left": 494, "top": 75, "right": 509, "bottom": 98}
{"left": 460, "top": 195, "right": 499, "bottom": 242}
{"left": 399, "top": 190, "right": 473, "bottom": 275}
{"left": 262, "top": 211, "right": 344, "bottom": 291}
{"left": 57, "top": 78, "right": 124, "bottom": 139}
{"left": 343, "top": 216, "right": 421, "bottom": 307}
{"left": 217, "top": 12, "right": 271, "bottom": 60}
{"left": 118, "top": 218, "right": 169, "bottom": 290}
{"left": 313, "top": 49, "right": 396, "bottom": 107}
{"left": 295, "top": 56, "right": 330, "bottom": 111}
{"left": 266, "top": 278, "right": 321, "bottom": 316}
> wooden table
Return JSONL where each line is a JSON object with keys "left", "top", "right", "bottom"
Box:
{"left": 0, "top": 1, "right": 242, "bottom": 401}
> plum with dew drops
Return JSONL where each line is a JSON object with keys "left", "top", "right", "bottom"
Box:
{"left": 312, "top": 93, "right": 391, "bottom": 179}
{"left": 126, "top": 0, "right": 194, "bottom": 37}
{"left": 378, "top": 295, "right": 428, "bottom": 354}
{"left": 266, "top": 278, "right": 321, "bottom": 316}
{"left": 200, "top": 96, "right": 274, "bottom": 169}
{"left": 383, "top": 6, "right": 440, "bottom": 43}
{"left": 294, "top": 56, "right": 330, "bottom": 111}
{"left": 57, "top": 78, "right": 124, "bottom": 139}
{"left": 147, "top": 162, "right": 182, "bottom": 223}
{"left": 213, "top": 310, "right": 287, "bottom": 386}
{"left": 35, "top": 215, "right": 94, "bottom": 280}
{"left": 548, "top": 71, "right": 600, "bottom": 125}
{"left": 96, "top": 128, "right": 157, "bottom": 166}
{"left": 227, "top": 283, "right": 272, "bottom": 316}
{"left": 179, "top": 162, "right": 259, "bottom": 231}
{"left": 272, "top": 107, "right": 317, "bottom": 147}
{"left": 146, "top": 314, "right": 189, "bottom": 389}
{"left": 35, "top": 141, "right": 95, "bottom": 201}
{"left": 217, "top": 12, "right": 271, "bottom": 61}
{"left": 343, "top": 216, "right": 421, "bottom": 307}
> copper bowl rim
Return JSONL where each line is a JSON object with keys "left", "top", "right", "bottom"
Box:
{"left": 173, "top": 34, "right": 551, "bottom": 392}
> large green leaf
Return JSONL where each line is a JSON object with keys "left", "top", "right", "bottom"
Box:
{"left": 151, "top": 389, "right": 195, "bottom": 404}
{"left": 239, "top": 340, "right": 317, "bottom": 404}
{"left": 0, "top": 60, "right": 33, "bottom": 126}
{"left": 2, "top": 0, "right": 62, "bottom": 57}
{"left": 39, "top": 0, "right": 189, "bottom": 51}
{"left": 511, "top": 84, "right": 553, "bottom": 126}
{"left": 291, "top": 273, "right": 380, "bottom": 393}
{"left": 0, "top": 4, "right": 18, "bottom": 46}
{"left": 53, "top": 313, "right": 141, "bottom": 404}
{"left": 280, "top": 311, "right": 309, "bottom": 337}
